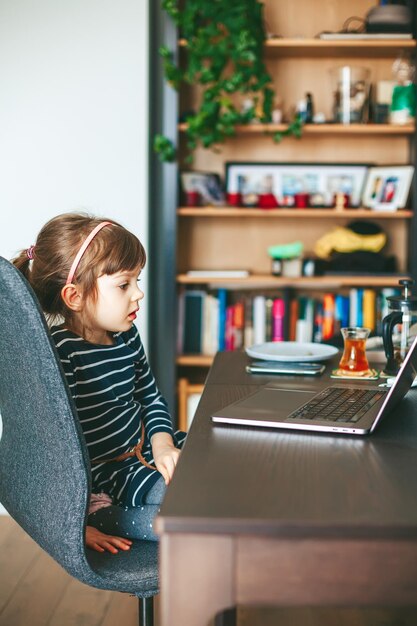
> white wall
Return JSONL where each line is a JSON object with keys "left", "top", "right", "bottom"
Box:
{"left": 0, "top": 0, "right": 149, "bottom": 514}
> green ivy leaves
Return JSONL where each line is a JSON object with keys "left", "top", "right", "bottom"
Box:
{"left": 155, "top": 0, "right": 302, "bottom": 163}
{"left": 153, "top": 134, "right": 176, "bottom": 163}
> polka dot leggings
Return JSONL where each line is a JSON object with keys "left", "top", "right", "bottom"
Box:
{"left": 88, "top": 477, "right": 166, "bottom": 542}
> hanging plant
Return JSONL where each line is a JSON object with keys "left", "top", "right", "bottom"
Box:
{"left": 155, "top": 0, "right": 303, "bottom": 163}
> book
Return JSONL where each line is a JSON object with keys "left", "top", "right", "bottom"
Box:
{"left": 305, "top": 298, "right": 315, "bottom": 342}
{"left": 253, "top": 295, "right": 266, "bottom": 345}
{"left": 243, "top": 296, "right": 254, "bottom": 348}
{"left": 272, "top": 298, "right": 285, "bottom": 342}
{"left": 177, "top": 288, "right": 186, "bottom": 354}
{"left": 296, "top": 296, "right": 314, "bottom": 342}
{"left": 233, "top": 300, "right": 245, "bottom": 349}
{"left": 282, "top": 288, "right": 292, "bottom": 341}
{"left": 356, "top": 288, "right": 364, "bottom": 327}
{"left": 289, "top": 298, "right": 299, "bottom": 341}
{"left": 335, "top": 294, "right": 350, "bottom": 331}
{"left": 349, "top": 288, "right": 358, "bottom": 328}
{"left": 313, "top": 300, "right": 323, "bottom": 343}
{"left": 265, "top": 298, "right": 274, "bottom": 342}
{"left": 183, "top": 291, "right": 205, "bottom": 353}
{"left": 363, "top": 289, "right": 377, "bottom": 331}
{"left": 202, "top": 294, "right": 219, "bottom": 355}
{"left": 225, "top": 305, "right": 235, "bottom": 351}
{"left": 295, "top": 319, "right": 311, "bottom": 343}
{"left": 217, "top": 289, "right": 227, "bottom": 351}
{"left": 322, "top": 293, "right": 335, "bottom": 340}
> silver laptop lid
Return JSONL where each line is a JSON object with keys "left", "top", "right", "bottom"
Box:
{"left": 370, "top": 334, "right": 417, "bottom": 432}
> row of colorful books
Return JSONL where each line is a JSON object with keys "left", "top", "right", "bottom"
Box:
{"left": 177, "top": 287, "right": 400, "bottom": 355}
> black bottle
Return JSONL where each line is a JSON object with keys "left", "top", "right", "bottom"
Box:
{"left": 305, "top": 92, "right": 314, "bottom": 123}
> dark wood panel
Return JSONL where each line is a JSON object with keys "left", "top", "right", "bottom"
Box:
{"left": 237, "top": 537, "right": 417, "bottom": 605}
{"left": 238, "top": 606, "right": 417, "bottom": 626}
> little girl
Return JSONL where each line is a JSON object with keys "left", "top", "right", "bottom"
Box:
{"left": 13, "top": 212, "right": 186, "bottom": 553}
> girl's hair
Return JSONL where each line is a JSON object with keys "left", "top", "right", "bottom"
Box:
{"left": 12, "top": 212, "right": 146, "bottom": 324}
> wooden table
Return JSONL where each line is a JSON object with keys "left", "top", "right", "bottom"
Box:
{"left": 155, "top": 351, "right": 417, "bottom": 626}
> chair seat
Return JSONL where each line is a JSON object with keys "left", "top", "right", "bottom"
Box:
{"left": 87, "top": 540, "right": 159, "bottom": 596}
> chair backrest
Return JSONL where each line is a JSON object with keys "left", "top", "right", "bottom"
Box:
{"left": 0, "top": 256, "right": 94, "bottom": 581}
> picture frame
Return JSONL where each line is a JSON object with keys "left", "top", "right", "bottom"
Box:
{"left": 180, "top": 170, "right": 225, "bottom": 206}
{"left": 362, "top": 165, "right": 414, "bottom": 211}
{"left": 225, "top": 162, "right": 370, "bottom": 209}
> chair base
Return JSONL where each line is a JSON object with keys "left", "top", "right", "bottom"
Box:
{"left": 139, "top": 596, "right": 154, "bottom": 626}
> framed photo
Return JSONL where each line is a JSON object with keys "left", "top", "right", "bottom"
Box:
{"left": 225, "top": 162, "right": 370, "bottom": 208}
{"left": 181, "top": 171, "right": 225, "bottom": 206}
{"left": 362, "top": 165, "right": 414, "bottom": 211}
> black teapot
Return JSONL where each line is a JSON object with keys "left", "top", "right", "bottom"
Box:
{"left": 382, "top": 279, "right": 417, "bottom": 376}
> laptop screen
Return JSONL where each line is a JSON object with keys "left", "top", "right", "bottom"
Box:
{"left": 370, "top": 334, "right": 417, "bottom": 432}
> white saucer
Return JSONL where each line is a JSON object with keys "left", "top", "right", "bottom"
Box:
{"left": 246, "top": 341, "right": 339, "bottom": 362}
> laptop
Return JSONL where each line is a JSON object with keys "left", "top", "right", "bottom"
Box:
{"left": 212, "top": 335, "right": 417, "bottom": 435}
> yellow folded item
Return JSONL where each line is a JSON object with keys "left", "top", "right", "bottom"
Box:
{"left": 314, "top": 226, "right": 387, "bottom": 260}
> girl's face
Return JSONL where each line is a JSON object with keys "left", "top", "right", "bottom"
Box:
{"left": 81, "top": 266, "right": 144, "bottom": 344}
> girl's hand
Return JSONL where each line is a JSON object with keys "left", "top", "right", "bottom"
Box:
{"left": 151, "top": 432, "right": 181, "bottom": 485}
{"left": 85, "top": 525, "right": 132, "bottom": 554}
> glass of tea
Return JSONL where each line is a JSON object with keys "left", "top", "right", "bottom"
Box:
{"left": 339, "top": 327, "right": 370, "bottom": 373}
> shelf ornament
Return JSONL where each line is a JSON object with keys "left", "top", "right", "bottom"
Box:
{"left": 390, "top": 54, "right": 416, "bottom": 125}
{"left": 155, "top": 0, "right": 303, "bottom": 162}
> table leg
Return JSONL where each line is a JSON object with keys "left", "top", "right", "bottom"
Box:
{"left": 159, "top": 534, "right": 235, "bottom": 626}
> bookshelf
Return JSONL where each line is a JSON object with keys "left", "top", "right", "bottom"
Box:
{"left": 179, "top": 122, "right": 415, "bottom": 135}
{"left": 179, "top": 36, "right": 417, "bottom": 57}
{"left": 149, "top": 0, "right": 417, "bottom": 426}
{"left": 177, "top": 275, "right": 410, "bottom": 288}
{"left": 178, "top": 207, "right": 414, "bottom": 218}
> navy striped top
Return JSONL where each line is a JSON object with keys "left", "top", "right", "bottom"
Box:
{"left": 51, "top": 324, "right": 185, "bottom": 506}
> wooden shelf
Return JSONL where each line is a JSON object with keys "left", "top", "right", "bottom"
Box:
{"left": 178, "top": 122, "right": 415, "bottom": 135}
{"left": 179, "top": 37, "right": 416, "bottom": 58}
{"left": 178, "top": 207, "right": 413, "bottom": 219}
{"left": 177, "top": 274, "right": 410, "bottom": 288}
{"left": 176, "top": 354, "right": 214, "bottom": 367}
{"left": 264, "top": 37, "right": 417, "bottom": 57}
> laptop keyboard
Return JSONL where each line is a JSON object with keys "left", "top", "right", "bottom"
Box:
{"left": 287, "top": 387, "right": 386, "bottom": 423}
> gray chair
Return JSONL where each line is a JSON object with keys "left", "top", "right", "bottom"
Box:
{"left": 0, "top": 256, "right": 158, "bottom": 626}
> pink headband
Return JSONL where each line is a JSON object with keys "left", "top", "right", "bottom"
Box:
{"left": 26, "top": 245, "right": 36, "bottom": 260}
{"left": 66, "top": 221, "right": 112, "bottom": 285}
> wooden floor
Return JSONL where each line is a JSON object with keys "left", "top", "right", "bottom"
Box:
{"left": 2, "top": 515, "right": 417, "bottom": 626}
{"left": 0, "top": 516, "right": 146, "bottom": 626}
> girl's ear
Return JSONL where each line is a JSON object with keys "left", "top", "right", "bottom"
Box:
{"left": 61, "top": 283, "right": 83, "bottom": 311}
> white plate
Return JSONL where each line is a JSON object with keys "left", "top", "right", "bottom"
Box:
{"left": 246, "top": 341, "right": 339, "bottom": 362}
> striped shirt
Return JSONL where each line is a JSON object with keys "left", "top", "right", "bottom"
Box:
{"left": 51, "top": 325, "right": 186, "bottom": 506}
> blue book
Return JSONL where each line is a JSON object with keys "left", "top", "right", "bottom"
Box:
{"left": 313, "top": 300, "right": 323, "bottom": 343}
{"left": 217, "top": 289, "right": 227, "bottom": 351}
{"left": 356, "top": 288, "right": 364, "bottom": 327}
{"left": 341, "top": 296, "right": 350, "bottom": 329}
{"left": 335, "top": 294, "right": 350, "bottom": 330}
